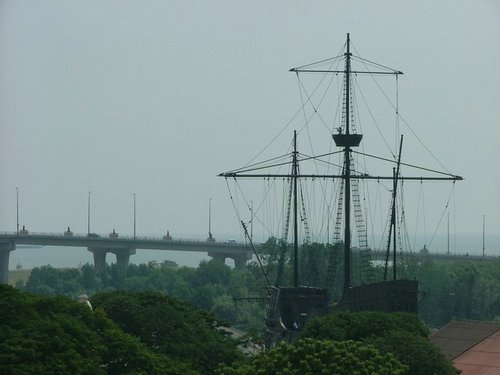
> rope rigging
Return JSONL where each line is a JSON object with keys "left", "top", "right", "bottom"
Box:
{"left": 219, "top": 35, "right": 462, "bottom": 297}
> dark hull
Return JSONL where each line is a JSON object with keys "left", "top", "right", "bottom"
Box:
{"left": 264, "top": 280, "right": 418, "bottom": 349}
{"left": 264, "top": 286, "right": 328, "bottom": 349}
{"left": 334, "top": 279, "right": 418, "bottom": 313}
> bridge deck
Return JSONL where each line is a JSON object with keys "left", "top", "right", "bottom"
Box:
{"left": 0, "top": 232, "right": 253, "bottom": 257}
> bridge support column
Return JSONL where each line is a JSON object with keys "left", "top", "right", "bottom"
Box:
{"left": 231, "top": 254, "right": 247, "bottom": 270}
{"left": 0, "top": 242, "right": 15, "bottom": 284}
{"left": 88, "top": 248, "right": 108, "bottom": 272}
{"left": 208, "top": 251, "right": 251, "bottom": 270}
{"left": 208, "top": 251, "right": 226, "bottom": 264}
{"left": 111, "top": 248, "right": 136, "bottom": 268}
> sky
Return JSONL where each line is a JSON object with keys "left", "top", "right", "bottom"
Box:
{"left": 1, "top": 1, "right": 499, "bottom": 254}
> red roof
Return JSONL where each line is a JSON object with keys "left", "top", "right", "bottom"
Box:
{"left": 454, "top": 330, "right": 500, "bottom": 374}
{"left": 430, "top": 320, "right": 500, "bottom": 375}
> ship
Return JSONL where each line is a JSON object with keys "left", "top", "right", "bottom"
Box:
{"left": 219, "top": 33, "right": 462, "bottom": 349}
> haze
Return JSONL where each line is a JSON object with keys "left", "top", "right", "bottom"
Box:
{"left": 1, "top": 1, "right": 499, "bottom": 253}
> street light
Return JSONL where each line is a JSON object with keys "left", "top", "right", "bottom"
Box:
{"left": 207, "top": 198, "right": 215, "bottom": 242}
{"left": 133, "top": 193, "right": 136, "bottom": 240}
{"left": 447, "top": 212, "right": 450, "bottom": 255}
{"left": 87, "top": 191, "right": 91, "bottom": 235}
{"left": 483, "top": 214, "right": 485, "bottom": 257}
{"left": 208, "top": 198, "right": 212, "bottom": 237}
{"left": 16, "top": 187, "right": 19, "bottom": 235}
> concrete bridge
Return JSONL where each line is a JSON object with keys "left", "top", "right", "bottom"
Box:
{"left": 1, "top": 232, "right": 496, "bottom": 285}
{"left": 0, "top": 232, "right": 253, "bottom": 283}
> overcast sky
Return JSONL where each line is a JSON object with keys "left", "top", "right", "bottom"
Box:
{"left": 1, "top": 1, "right": 499, "bottom": 252}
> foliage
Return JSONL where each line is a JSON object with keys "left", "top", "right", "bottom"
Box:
{"left": 21, "top": 242, "right": 500, "bottom": 374}
{"left": 90, "top": 290, "right": 243, "bottom": 374}
{"left": 300, "top": 311, "right": 455, "bottom": 375}
{"left": 24, "top": 265, "right": 81, "bottom": 296}
{"left": 365, "top": 330, "right": 456, "bottom": 375}
{"left": 0, "top": 284, "right": 192, "bottom": 375}
{"left": 302, "top": 311, "right": 428, "bottom": 341}
{"left": 216, "top": 338, "right": 408, "bottom": 375}
{"left": 404, "top": 257, "right": 500, "bottom": 327}
{"left": 20, "top": 252, "right": 500, "bottom": 335}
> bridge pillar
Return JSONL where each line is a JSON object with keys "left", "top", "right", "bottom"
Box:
{"left": 88, "top": 248, "right": 108, "bottom": 272}
{"left": 231, "top": 254, "right": 247, "bottom": 270}
{"left": 0, "top": 242, "right": 15, "bottom": 284}
{"left": 208, "top": 251, "right": 226, "bottom": 264}
{"left": 111, "top": 248, "right": 136, "bottom": 268}
{"left": 208, "top": 251, "right": 251, "bottom": 270}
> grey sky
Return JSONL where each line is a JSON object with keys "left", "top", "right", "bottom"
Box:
{"left": 1, "top": 1, "right": 499, "bottom": 251}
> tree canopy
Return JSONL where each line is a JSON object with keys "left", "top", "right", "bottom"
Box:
{"left": 90, "top": 290, "right": 242, "bottom": 374}
{"left": 300, "top": 311, "right": 456, "bottom": 375}
{"left": 216, "top": 338, "right": 408, "bottom": 375}
{"left": 0, "top": 284, "right": 192, "bottom": 374}
{"left": 19, "top": 248, "right": 500, "bottom": 332}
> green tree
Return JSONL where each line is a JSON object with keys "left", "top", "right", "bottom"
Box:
{"left": 193, "top": 259, "right": 232, "bottom": 286}
{"left": 302, "top": 311, "right": 428, "bottom": 341}
{"left": 301, "top": 311, "right": 456, "bottom": 375}
{"left": 24, "top": 265, "right": 81, "bottom": 296}
{"left": 365, "top": 330, "right": 456, "bottom": 375}
{"left": 217, "top": 338, "right": 408, "bottom": 375}
{"left": 80, "top": 263, "right": 98, "bottom": 291}
{"left": 0, "top": 285, "right": 191, "bottom": 375}
{"left": 91, "top": 290, "right": 242, "bottom": 374}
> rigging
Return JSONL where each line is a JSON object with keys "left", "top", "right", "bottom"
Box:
{"left": 219, "top": 33, "right": 462, "bottom": 349}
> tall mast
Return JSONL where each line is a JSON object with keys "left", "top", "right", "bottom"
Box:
{"left": 343, "top": 33, "right": 352, "bottom": 291}
{"left": 293, "top": 130, "right": 299, "bottom": 287}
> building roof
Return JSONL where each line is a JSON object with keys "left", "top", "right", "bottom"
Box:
{"left": 453, "top": 330, "right": 500, "bottom": 375}
{"left": 430, "top": 320, "right": 500, "bottom": 375}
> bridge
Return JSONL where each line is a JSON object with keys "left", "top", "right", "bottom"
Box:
{"left": 0, "top": 232, "right": 253, "bottom": 283}
{"left": 1, "top": 231, "right": 497, "bottom": 285}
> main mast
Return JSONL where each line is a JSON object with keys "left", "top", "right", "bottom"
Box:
{"left": 332, "top": 33, "right": 362, "bottom": 291}
{"left": 343, "top": 33, "right": 352, "bottom": 291}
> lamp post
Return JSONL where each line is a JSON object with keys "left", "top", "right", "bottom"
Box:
{"left": 483, "top": 214, "right": 485, "bottom": 257}
{"left": 208, "top": 198, "right": 212, "bottom": 236}
{"left": 16, "top": 187, "right": 19, "bottom": 235}
{"left": 133, "top": 193, "right": 136, "bottom": 240}
{"left": 207, "top": 198, "right": 215, "bottom": 242}
{"left": 447, "top": 212, "right": 450, "bottom": 255}
{"left": 87, "top": 191, "right": 91, "bottom": 235}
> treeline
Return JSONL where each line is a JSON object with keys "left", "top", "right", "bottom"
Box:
{"left": 0, "top": 284, "right": 455, "bottom": 374}
{"left": 16, "top": 238, "right": 500, "bottom": 329}
{"left": 19, "top": 258, "right": 267, "bottom": 332}
{"left": 0, "top": 285, "right": 242, "bottom": 374}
